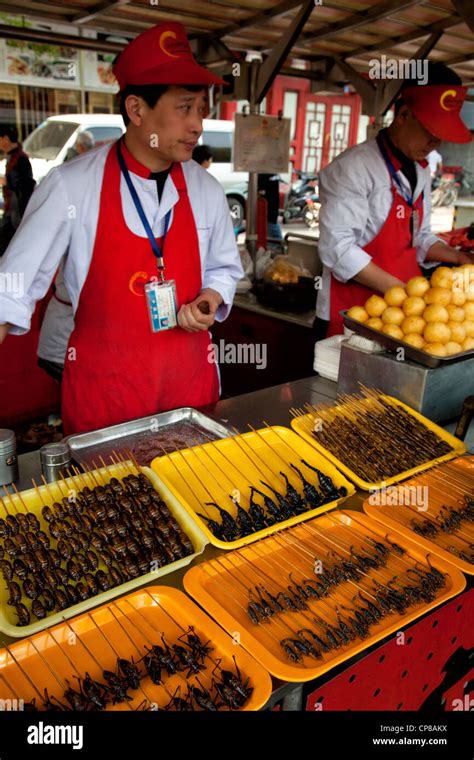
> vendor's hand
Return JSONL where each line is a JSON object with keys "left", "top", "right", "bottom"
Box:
{"left": 455, "top": 250, "right": 474, "bottom": 266}
{"left": 0, "top": 323, "right": 11, "bottom": 344}
{"left": 177, "top": 288, "right": 223, "bottom": 333}
{"left": 0, "top": 177, "right": 5, "bottom": 187}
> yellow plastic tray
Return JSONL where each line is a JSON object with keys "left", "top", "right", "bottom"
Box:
{"left": 364, "top": 456, "right": 474, "bottom": 575}
{"left": 151, "top": 426, "right": 355, "bottom": 549}
{"left": 291, "top": 394, "right": 466, "bottom": 490}
{"left": 0, "top": 462, "right": 208, "bottom": 638}
{"left": 0, "top": 586, "right": 272, "bottom": 711}
{"left": 184, "top": 511, "right": 466, "bottom": 683}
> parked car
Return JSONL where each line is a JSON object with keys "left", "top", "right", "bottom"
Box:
{"left": 3, "top": 114, "right": 248, "bottom": 231}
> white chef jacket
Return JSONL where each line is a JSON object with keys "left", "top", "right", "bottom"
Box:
{"left": 37, "top": 261, "right": 74, "bottom": 365}
{"left": 316, "top": 137, "right": 442, "bottom": 321}
{"left": 0, "top": 143, "right": 243, "bottom": 335}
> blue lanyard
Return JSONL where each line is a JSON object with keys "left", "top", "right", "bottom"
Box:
{"left": 377, "top": 136, "right": 423, "bottom": 210}
{"left": 116, "top": 140, "right": 172, "bottom": 276}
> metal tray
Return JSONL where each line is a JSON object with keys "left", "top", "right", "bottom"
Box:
{"left": 64, "top": 407, "right": 234, "bottom": 467}
{"left": 342, "top": 310, "right": 474, "bottom": 369}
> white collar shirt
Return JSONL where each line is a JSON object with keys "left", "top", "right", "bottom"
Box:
{"left": 316, "top": 137, "right": 442, "bottom": 321}
{"left": 0, "top": 143, "right": 243, "bottom": 335}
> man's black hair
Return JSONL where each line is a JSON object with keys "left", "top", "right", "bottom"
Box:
{"left": 0, "top": 124, "right": 18, "bottom": 142}
{"left": 192, "top": 144, "right": 213, "bottom": 165}
{"left": 395, "top": 62, "right": 462, "bottom": 114}
{"left": 119, "top": 84, "right": 206, "bottom": 126}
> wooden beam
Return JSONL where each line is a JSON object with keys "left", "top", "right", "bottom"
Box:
{"left": 0, "top": 23, "right": 124, "bottom": 52}
{"left": 197, "top": 0, "right": 307, "bottom": 41}
{"left": 73, "top": 0, "right": 129, "bottom": 24}
{"left": 451, "top": 0, "right": 474, "bottom": 33}
{"left": 299, "top": 0, "right": 420, "bottom": 46}
{"left": 255, "top": 0, "right": 316, "bottom": 103}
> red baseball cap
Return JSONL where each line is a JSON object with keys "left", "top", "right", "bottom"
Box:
{"left": 402, "top": 84, "right": 472, "bottom": 143}
{"left": 113, "top": 22, "right": 225, "bottom": 90}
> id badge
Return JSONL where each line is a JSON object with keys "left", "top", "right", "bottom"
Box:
{"left": 144, "top": 279, "right": 177, "bottom": 333}
{"left": 411, "top": 209, "right": 420, "bottom": 247}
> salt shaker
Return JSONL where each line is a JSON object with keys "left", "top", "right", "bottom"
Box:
{"left": 0, "top": 429, "right": 18, "bottom": 485}
{"left": 40, "top": 441, "right": 72, "bottom": 483}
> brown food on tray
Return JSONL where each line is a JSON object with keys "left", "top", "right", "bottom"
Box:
{"left": 0, "top": 473, "right": 194, "bottom": 626}
{"left": 306, "top": 389, "right": 453, "bottom": 482}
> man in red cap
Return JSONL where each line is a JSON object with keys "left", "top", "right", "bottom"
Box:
{"left": 315, "top": 62, "right": 473, "bottom": 338}
{"left": 0, "top": 22, "right": 243, "bottom": 433}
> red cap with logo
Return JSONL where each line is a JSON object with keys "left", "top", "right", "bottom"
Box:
{"left": 113, "top": 21, "right": 225, "bottom": 90}
{"left": 401, "top": 85, "right": 472, "bottom": 143}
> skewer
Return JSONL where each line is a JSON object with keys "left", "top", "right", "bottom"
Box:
{"left": 91, "top": 460, "right": 107, "bottom": 485}
{"left": 40, "top": 475, "right": 57, "bottom": 505}
{"left": 31, "top": 478, "right": 47, "bottom": 507}
{"left": 107, "top": 606, "right": 154, "bottom": 705}
{"left": 200, "top": 425, "right": 288, "bottom": 489}
{"left": 119, "top": 596, "right": 206, "bottom": 694}
{"left": 62, "top": 617, "right": 111, "bottom": 675}
{"left": 0, "top": 636, "right": 44, "bottom": 703}
{"left": 85, "top": 612, "right": 134, "bottom": 710}
{"left": 0, "top": 672, "right": 24, "bottom": 702}
{"left": 199, "top": 561, "right": 312, "bottom": 661}
{"left": 10, "top": 483, "right": 29, "bottom": 512}
{"left": 157, "top": 444, "right": 213, "bottom": 519}
{"left": 175, "top": 444, "right": 240, "bottom": 508}
{"left": 24, "top": 636, "right": 67, "bottom": 693}
{"left": 71, "top": 465, "right": 89, "bottom": 491}
{"left": 2, "top": 486, "right": 16, "bottom": 515}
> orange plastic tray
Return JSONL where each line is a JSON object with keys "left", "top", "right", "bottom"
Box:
{"left": 151, "top": 426, "right": 354, "bottom": 549}
{"left": 364, "top": 456, "right": 474, "bottom": 575}
{"left": 184, "top": 511, "right": 466, "bottom": 682}
{"left": 0, "top": 586, "right": 272, "bottom": 711}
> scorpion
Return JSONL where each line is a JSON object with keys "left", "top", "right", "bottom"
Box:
{"left": 411, "top": 518, "right": 439, "bottom": 538}
{"left": 279, "top": 472, "right": 305, "bottom": 514}
{"left": 259, "top": 481, "right": 294, "bottom": 520}
{"left": 205, "top": 503, "right": 239, "bottom": 541}
{"left": 248, "top": 489, "right": 270, "bottom": 530}
{"left": 196, "top": 513, "right": 226, "bottom": 541}
{"left": 290, "top": 464, "right": 323, "bottom": 508}
{"left": 234, "top": 503, "right": 254, "bottom": 537}
{"left": 300, "top": 460, "right": 345, "bottom": 500}
{"left": 436, "top": 506, "right": 463, "bottom": 533}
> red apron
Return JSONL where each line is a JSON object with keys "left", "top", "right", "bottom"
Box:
{"left": 61, "top": 143, "right": 219, "bottom": 434}
{"left": 328, "top": 148, "right": 423, "bottom": 337}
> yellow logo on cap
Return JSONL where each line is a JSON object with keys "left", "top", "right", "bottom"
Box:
{"left": 440, "top": 89, "right": 457, "bottom": 111}
{"left": 159, "top": 30, "right": 180, "bottom": 58}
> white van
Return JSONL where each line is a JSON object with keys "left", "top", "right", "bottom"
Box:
{"left": 20, "top": 114, "right": 248, "bottom": 230}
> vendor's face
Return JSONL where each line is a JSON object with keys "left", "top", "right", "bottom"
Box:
{"left": 394, "top": 106, "right": 442, "bottom": 161}
{"left": 129, "top": 86, "right": 208, "bottom": 163}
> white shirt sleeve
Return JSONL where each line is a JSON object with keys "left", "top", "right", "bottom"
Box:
{"left": 201, "top": 185, "right": 244, "bottom": 321}
{"left": 0, "top": 168, "right": 72, "bottom": 335}
{"left": 416, "top": 172, "right": 443, "bottom": 268}
{"left": 318, "top": 161, "right": 373, "bottom": 283}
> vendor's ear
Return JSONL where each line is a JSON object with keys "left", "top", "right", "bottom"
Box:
{"left": 124, "top": 94, "right": 145, "bottom": 126}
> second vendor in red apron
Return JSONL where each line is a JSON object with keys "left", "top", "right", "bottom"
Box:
{"left": 314, "top": 62, "right": 473, "bottom": 339}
